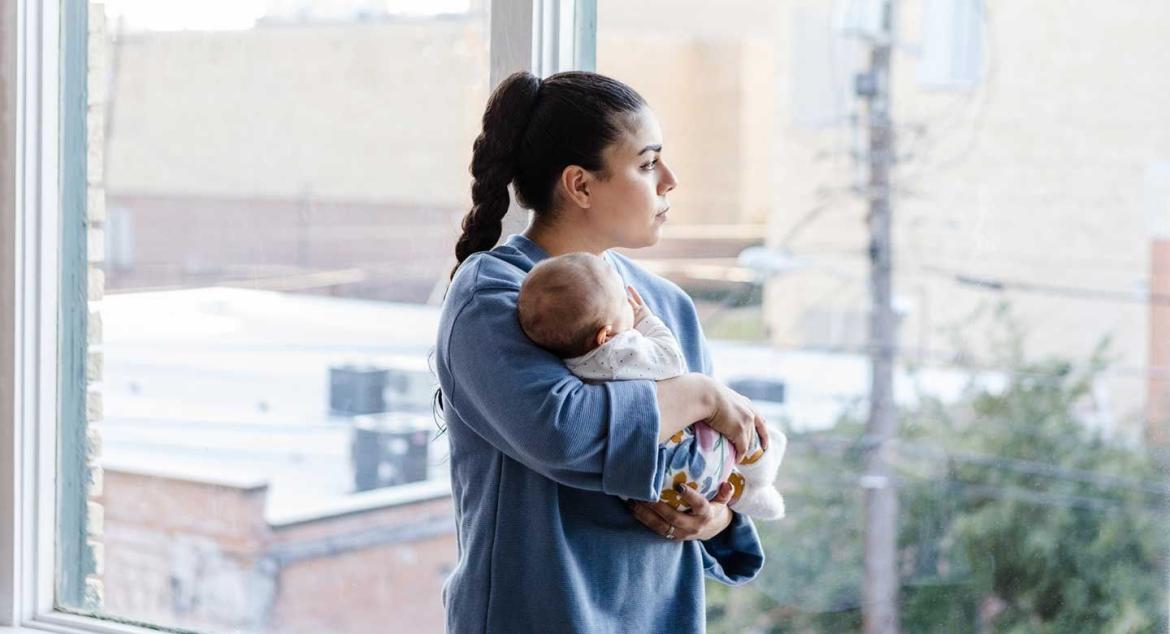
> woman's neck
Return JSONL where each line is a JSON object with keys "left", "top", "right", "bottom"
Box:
{"left": 522, "top": 218, "right": 610, "bottom": 257}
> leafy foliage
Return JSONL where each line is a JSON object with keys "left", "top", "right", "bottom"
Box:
{"left": 708, "top": 318, "right": 1169, "bottom": 633}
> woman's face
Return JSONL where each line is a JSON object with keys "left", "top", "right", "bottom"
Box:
{"left": 585, "top": 107, "right": 678, "bottom": 249}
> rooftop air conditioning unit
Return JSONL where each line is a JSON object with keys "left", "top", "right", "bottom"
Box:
{"left": 727, "top": 378, "right": 786, "bottom": 404}
{"left": 329, "top": 364, "right": 389, "bottom": 416}
{"left": 384, "top": 364, "right": 438, "bottom": 412}
{"left": 350, "top": 412, "right": 432, "bottom": 492}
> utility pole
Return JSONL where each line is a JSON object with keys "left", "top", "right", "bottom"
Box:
{"left": 857, "top": 0, "right": 899, "bottom": 632}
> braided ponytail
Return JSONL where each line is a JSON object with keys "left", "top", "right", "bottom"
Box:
{"left": 450, "top": 71, "right": 542, "bottom": 280}
{"left": 435, "top": 70, "right": 647, "bottom": 435}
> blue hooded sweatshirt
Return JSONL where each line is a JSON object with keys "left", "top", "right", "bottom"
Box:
{"left": 435, "top": 233, "right": 764, "bottom": 633}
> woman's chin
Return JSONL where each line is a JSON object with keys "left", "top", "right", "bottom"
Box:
{"left": 615, "top": 225, "right": 663, "bottom": 250}
{"left": 643, "top": 225, "right": 664, "bottom": 247}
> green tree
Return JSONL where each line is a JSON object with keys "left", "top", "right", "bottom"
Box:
{"left": 708, "top": 328, "right": 1169, "bottom": 633}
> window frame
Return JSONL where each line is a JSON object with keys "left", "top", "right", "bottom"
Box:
{"left": 0, "top": 0, "right": 595, "bottom": 631}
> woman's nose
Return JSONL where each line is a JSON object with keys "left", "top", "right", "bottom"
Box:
{"left": 660, "top": 162, "right": 678, "bottom": 193}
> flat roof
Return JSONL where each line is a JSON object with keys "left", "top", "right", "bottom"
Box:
{"left": 98, "top": 287, "right": 975, "bottom": 522}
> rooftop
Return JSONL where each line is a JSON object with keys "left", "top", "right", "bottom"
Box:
{"left": 99, "top": 286, "right": 977, "bottom": 522}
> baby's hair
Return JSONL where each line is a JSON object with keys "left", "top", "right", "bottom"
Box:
{"left": 518, "top": 253, "right": 618, "bottom": 359}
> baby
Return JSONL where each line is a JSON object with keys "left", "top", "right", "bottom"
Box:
{"left": 517, "top": 252, "right": 786, "bottom": 521}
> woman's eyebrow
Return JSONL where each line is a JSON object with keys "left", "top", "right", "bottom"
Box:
{"left": 638, "top": 144, "right": 662, "bottom": 155}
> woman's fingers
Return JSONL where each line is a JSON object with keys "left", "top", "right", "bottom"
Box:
{"left": 708, "top": 384, "right": 773, "bottom": 460}
{"left": 732, "top": 393, "right": 756, "bottom": 458}
{"left": 676, "top": 483, "right": 714, "bottom": 514}
{"left": 753, "top": 409, "right": 769, "bottom": 453}
{"left": 731, "top": 426, "right": 753, "bottom": 461}
{"left": 710, "top": 481, "right": 734, "bottom": 506}
{"left": 643, "top": 501, "right": 700, "bottom": 536}
{"left": 722, "top": 426, "right": 750, "bottom": 459}
{"left": 627, "top": 501, "right": 676, "bottom": 538}
{"left": 671, "top": 485, "right": 732, "bottom": 540}
{"left": 670, "top": 486, "right": 719, "bottom": 530}
{"left": 630, "top": 482, "right": 737, "bottom": 542}
{"left": 635, "top": 488, "right": 714, "bottom": 539}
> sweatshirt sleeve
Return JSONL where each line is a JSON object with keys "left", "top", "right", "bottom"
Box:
{"left": 632, "top": 315, "right": 690, "bottom": 376}
{"left": 700, "top": 511, "right": 766, "bottom": 585}
{"left": 565, "top": 316, "right": 688, "bottom": 382}
{"left": 690, "top": 304, "right": 766, "bottom": 585}
{"left": 440, "top": 285, "right": 667, "bottom": 501}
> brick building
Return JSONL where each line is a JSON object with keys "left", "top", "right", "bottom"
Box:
{"left": 99, "top": 468, "right": 454, "bottom": 633}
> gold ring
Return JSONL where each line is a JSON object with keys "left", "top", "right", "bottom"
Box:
{"left": 665, "top": 524, "right": 676, "bottom": 540}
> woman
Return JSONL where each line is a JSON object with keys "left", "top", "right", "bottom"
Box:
{"left": 434, "top": 71, "right": 769, "bottom": 632}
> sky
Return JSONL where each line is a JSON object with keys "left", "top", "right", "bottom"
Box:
{"left": 102, "top": 0, "right": 473, "bottom": 31}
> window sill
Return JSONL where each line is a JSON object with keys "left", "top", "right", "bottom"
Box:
{"left": 2, "top": 612, "right": 180, "bottom": 634}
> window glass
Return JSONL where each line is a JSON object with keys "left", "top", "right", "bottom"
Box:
{"left": 597, "top": 1, "right": 1170, "bottom": 630}
{"left": 69, "top": 2, "right": 489, "bottom": 631}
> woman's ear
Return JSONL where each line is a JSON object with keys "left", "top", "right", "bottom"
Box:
{"left": 560, "top": 165, "right": 592, "bottom": 209}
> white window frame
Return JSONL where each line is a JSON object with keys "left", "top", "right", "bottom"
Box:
{"left": 0, "top": 0, "right": 594, "bottom": 632}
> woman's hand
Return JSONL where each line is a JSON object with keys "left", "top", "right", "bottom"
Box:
{"left": 704, "top": 382, "right": 770, "bottom": 462}
{"left": 628, "top": 482, "right": 735, "bottom": 541}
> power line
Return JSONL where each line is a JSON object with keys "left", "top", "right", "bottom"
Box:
{"left": 765, "top": 250, "right": 1155, "bottom": 301}
{"left": 891, "top": 439, "right": 1170, "bottom": 498}
{"left": 768, "top": 340, "right": 1170, "bottom": 380}
{"left": 922, "top": 266, "right": 1167, "bottom": 305}
{"left": 776, "top": 243, "right": 1151, "bottom": 277}
{"left": 779, "top": 469, "right": 1169, "bottom": 515}
{"left": 790, "top": 434, "right": 1170, "bottom": 498}
{"left": 926, "top": 477, "right": 1167, "bottom": 514}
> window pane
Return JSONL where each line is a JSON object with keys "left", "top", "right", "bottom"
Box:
{"left": 69, "top": 2, "right": 489, "bottom": 631}
{"left": 597, "top": 0, "right": 1170, "bottom": 631}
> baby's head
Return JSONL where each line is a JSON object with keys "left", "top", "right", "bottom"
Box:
{"left": 518, "top": 252, "right": 635, "bottom": 359}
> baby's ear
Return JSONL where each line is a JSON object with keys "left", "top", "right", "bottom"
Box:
{"left": 594, "top": 326, "right": 612, "bottom": 348}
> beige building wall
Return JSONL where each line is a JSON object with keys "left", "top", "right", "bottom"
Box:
{"left": 100, "top": 11, "right": 777, "bottom": 299}
{"left": 105, "top": 19, "right": 489, "bottom": 207}
{"left": 761, "top": 0, "right": 1170, "bottom": 432}
{"left": 598, "top": 0, "right": 781, "bottom": 228}
{"left": 99, "top": 18, "right": 490, "bottom": 298}
{"left": 98, "top": 4, "right": 1170, "bottom": 428}
{"left": 600, "top": 0, "right": 1170, "bottom": 431}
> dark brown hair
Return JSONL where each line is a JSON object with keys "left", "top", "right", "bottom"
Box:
{"left": 449, "top": 70, "right": 647, "bottom": 280}
{"left": 433, "top": 71, "right": 648, "bottom": 434}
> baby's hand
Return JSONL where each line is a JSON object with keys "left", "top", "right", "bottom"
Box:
{"left": 627, "top": 285, "right": 652, "bottom": 324}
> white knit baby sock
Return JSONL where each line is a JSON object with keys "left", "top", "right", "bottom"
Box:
{"left": 729, "top": 427, "right": 787, "bottom": 521}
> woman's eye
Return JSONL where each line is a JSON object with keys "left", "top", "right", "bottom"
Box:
{"left": 641, "top": 159, "right": 658, "bottom": 170}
